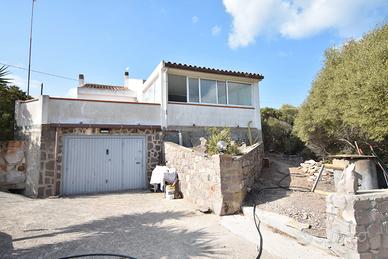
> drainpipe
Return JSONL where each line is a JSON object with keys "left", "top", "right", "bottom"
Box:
{"left": 178, "top": 131, "right": 183, "bottom": 146}
{"left": 53, "top": 127, "right": 59, "bottom": 195}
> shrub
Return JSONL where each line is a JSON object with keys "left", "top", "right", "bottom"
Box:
{"left": 206, "top": 127, "right": 240, "bottom": 155}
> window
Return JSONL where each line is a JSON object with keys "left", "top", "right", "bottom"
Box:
{"left": 168, "top": 74, "right": 187, "bottom": 102}
{"left": 217, "top": 81, "right": 227, "bottom": 104}
{"left": 168, "top": 73, "right": 253, "bottom": 106}
{"left": 200, "top": 79, "right": 217, "bottom": 104}
{"left": 228, "top": 82, "right": 252, "bottom": 106}
{"left": 188, "top": 78, "right": 199, "bottom": 102}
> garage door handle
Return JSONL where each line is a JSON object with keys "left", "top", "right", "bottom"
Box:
{"left": 135, "top": 161, "right": 141, "bottom": 164}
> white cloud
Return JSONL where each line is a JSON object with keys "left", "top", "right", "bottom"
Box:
{"left": 223, "top": 0, "right": 388, "bottom": 49}
{"left": 211, "top": 25, "right": 221, "bottom": 36}
{"left": 66, "top": 87, "right": 78, "bottom": 98}
{"left": 192, "top": 16, "right": 199, "bottom": 24}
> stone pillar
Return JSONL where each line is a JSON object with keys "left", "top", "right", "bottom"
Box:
{"left": 326, "top": 191, "right": 388, "bottom": 258}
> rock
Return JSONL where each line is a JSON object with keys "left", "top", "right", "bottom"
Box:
{"left": 0, "top": 157, "right": 6, "bottom": 167}
{"left": 200, "top": 137, "right": 207, "bottom": 146}
{"left": 0, "top": 172, "right": 6, "bottom": 183}
{"left": 4, "top": 150, "right": 24, "bottom": 165}
{"left": 17, "top": 164, "right": 26, "bottom": 172}
{"left": 5, "top": 171, "right": 26, "bottom": 184}
{"left": 337, "top": 163, "right": 358, "bottom": 194}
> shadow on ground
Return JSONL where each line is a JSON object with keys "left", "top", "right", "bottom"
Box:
{"left": 245, "top": 156, "right": 294, "bottom": 205}
{"left": 1, "top": 211, "right": 222, "bottom": 259}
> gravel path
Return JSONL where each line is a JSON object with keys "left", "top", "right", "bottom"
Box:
{"left": 247, "top": 155, "right": 329, "bottom": 238}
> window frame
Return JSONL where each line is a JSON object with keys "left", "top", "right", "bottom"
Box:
{"left": 226, "top": 81, "right": 253, "bottom": 106}
{"left": 168, "top": 73, "right": 254, "bottom": 108}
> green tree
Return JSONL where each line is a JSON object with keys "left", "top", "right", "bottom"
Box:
{"left": 0, "top": 65, "right": 10, "bottom": 85}
{"left": 261, "top": 105, "right": 305, "bottom": 155}
{"left": 0, "top": 67, "right": 30, "bottom": 141}
{"left": 294, "top": 24, "right": 388, "bottom": 159}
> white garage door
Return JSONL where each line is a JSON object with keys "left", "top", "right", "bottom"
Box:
{"left": 62, "top": 135, "right": 146, "bottom": 195}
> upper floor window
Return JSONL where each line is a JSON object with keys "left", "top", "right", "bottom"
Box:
{"left": 200, "top": 79, "right": 217, "bottom": 104}
{"left": 228, "top": 82, "right": 252, "bottom": 106}
{"left": 168, "top": 74, "right": 187, "bottom": 102}
{"left": 168, "top": 73, "right": 253, "bottom": 106}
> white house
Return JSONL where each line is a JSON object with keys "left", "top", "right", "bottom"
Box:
{"left": 15, "top": 61, "right": 264, "bottom": 197}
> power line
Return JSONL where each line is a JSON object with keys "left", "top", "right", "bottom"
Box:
{"left": 0, "top": 62, "right": 78, "bottom": 81}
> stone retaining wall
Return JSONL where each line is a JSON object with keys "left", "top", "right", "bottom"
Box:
{"left": 164, "top": 141, "right": 264, "bottom": 215}
{"left": 326, "top": 190, "right": 388, "bottom": 258}
{"left": 0, "top": 141, "right": 26, "bottom": 190}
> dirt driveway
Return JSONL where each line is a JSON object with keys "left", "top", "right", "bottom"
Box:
{"left": 0, "top": 191, "right": 272, "bottom": 259}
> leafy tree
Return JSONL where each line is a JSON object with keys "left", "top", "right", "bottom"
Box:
{"left": 0, "top": 65, "right": 10, "bottom": 85}
{"left": 0, "top": 67, "right": 30, "bottom": 141}
{"left": 294, "top": 24, "right": 388, "bottom": 159}
{"left": 279, "top": 104, "right": 299, "bottom": 125}
{"left": 261, "top": 105, "right": 306, "bottom": 155}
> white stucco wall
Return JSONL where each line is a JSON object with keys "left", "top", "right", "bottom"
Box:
{"left": 77, "top": 87, "right": 137, "bottom": 102}
{"left": 15, "top": 96, "right": 48, "bottom": 127}
{"left": 47, "top": 98, "right": 160, "bottom": 126}
{"left": 167, "top": 103, "right": 260, "bottom": 128}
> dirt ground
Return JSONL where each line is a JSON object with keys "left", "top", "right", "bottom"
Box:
{"left": 0, "top": 191, "right": 277, "bottom": 259}
{"left": 246, "top": 154, "right": 333, "bottom": 238}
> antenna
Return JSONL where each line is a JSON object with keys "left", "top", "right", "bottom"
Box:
{"left": 27, "top": 0, "right": 36, "bottom": 97}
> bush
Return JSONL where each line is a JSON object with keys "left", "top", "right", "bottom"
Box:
{"left": 294, "top": 24, "right": 388, "bottom": 161}
{"left": 0, "top": 84, "right": 29, "bottom": 141}
{"left": 261, "top": 105, "right": 306, "bottom": 155}
{"left": 206, "top": 128, "right": 240, "bottom": 155}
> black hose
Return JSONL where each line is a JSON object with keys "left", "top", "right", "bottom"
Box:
{"left": 253, "top": 168, "right": 311, "bottom": 258}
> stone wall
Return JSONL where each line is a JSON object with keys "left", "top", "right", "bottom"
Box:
{"left": 164, "top": 141, "right": 264, "bottom": 215}
{"left": 0, "top": 141, "right": 26, "bottom": 190}
{"left": 326, "top": 190, "right": 388, "bottom": 258}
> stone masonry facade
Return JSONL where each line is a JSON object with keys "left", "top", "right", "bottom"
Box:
{"left": 19, "top": 125, "right": 162, "bottom": 198}
{"left": 164, "top": 141, "right": 264, "bottom": 215}
{"left": 326, "top": 190, "right": 388, "bottom": 259}
{"left": 0, "top": 141, "right": 26, "bottom": 190}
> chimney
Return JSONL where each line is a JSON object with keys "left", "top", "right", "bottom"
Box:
{"left": 78, "top": 74, "right": 85, "bottom": 86}
{"left": 124, "top": 71, "right": 129, "bottom": 87}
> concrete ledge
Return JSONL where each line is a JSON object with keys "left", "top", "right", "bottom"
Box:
{"left": 242, "top": 206, "right": 337, "bottom": 255}
{"left": 220, "top": 210, "right": 338, "bottom": 259}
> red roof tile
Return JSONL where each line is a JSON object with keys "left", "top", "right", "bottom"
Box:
{"left": 81, "top": 83, "right": 129, "bottom": 91}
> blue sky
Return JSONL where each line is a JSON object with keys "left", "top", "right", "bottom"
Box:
{"left": 1, "top": 0, "right": 387, "bottom": 108}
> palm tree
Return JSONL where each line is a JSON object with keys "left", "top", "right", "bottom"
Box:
{"left": 0, "top": 65, "right": 10, "bottom": 85}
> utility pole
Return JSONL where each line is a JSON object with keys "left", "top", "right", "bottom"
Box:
{"left": 27, "top": 0, "right": 36, "bottom": 97}
{"left": 40, "top": 82, "right": 43, "bottom": 95}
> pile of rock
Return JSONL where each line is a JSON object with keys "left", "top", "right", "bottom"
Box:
{"left": 0, "top": 141, "right": 26, "bottom": 190}
{"left": 299, "top": 159, "right": 333, "bottom": 183}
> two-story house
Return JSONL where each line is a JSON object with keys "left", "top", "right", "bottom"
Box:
{"left": 15, "top": 61, "right": 264, "bottom": 197}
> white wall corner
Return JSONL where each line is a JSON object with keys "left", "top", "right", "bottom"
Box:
{"left": 40, "top": 95, "right": 49, "bottom": 124}
{"left": 160, "top": 66, "right": 168, "bottom": 129}
{"left": 251, "top": 82, "right": 260, "bottom": 129}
